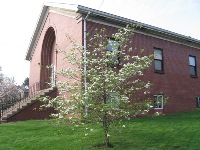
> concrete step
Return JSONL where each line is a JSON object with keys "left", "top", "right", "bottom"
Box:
{"left": 1, "top": 87, "right": 56, "bottom": 122}
{"left": 0, "top": 120, "right": 7, "bottom": 123}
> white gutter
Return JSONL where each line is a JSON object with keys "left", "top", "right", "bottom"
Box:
{"left": 26, "top": 2, "right": 79, "bottom": 61}
{"left": 26, "top": 3, "right": 200, "bottom": 61}
{"left": 77, "top": 5, "right": 200, "bottom": 45}
{"left": 83, "top": 11, "right": 90, "bottom": 115}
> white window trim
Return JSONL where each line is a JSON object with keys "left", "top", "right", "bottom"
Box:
{"left": 154, "top": 48, "right": 163, "bottom": 72}
{"left": 107, "top": 38, "right": 120, "bottom": 65}
{"left": 197, "top": 97, "right": 200, "bottom": 108}
{"left": 189, "top": 55, "right": 197, "bottom": 76}
{"left": 50, "top": 64, "right": 56, "bottom": 87}
{"left": 154, "top": 94, "right": 164, "bottom": 110}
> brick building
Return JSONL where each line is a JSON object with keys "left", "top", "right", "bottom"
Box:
{"left": 24, "top": 2, "right": 200, "bottom": 117}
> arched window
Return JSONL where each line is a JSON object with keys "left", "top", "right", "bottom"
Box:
{"left": 40, "top": 27, "right": 56, "bottom": 90}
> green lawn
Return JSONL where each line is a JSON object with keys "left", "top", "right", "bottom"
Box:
{"left": 1, "top": 110, "right": 200, "bottom": 150}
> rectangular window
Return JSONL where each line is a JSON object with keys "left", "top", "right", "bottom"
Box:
{"left": 106, "top": 92, "right": 120, "bottom": 108}
{"left": 107, "top": 39, "right": 120, "bottom": 66}
{"left": 154, "top": 94, "right": 164, "bottom": 109}
{"left": 154, "top": 48, "right": 164, "bottom": 73}
{"left": 197, "top": 97, "right": 200, "bottom": 108}
{"left": 189, "top": 55, "right": 197, "bottom": 76}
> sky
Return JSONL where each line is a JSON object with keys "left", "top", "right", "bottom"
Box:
{"left": 0, "top": 0, "right": 199, "bottom": 85}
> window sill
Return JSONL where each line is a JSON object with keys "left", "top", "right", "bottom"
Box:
{"left": 154, "top": 108, "right": 163, "bottom": 110}
{"left": 154, "top": 70, "right": 164, "bottom": 74}
{"left": 190, "top": 75, "right": 198, "bottom": 78}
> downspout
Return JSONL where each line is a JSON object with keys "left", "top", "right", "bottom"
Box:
{"left": 83, "top": 11, "right": 90, "bottom": 115}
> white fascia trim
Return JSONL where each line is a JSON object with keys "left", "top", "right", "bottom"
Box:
{"left": 26, "top": 4, "right": 81, "bottom": 61}
{"left": 44, "top": 2, "right": 79, "bottom": 12}
{"left": 48, "top": 6, "right": 80, "bottom": 19}
{"left": 30, "top": 9, "right": 49, "bottom": 60}
{"left": 26, "top": 5, "right": 49, "bottom": 60}
{"left": 136, "top": 31, "right": 200, "bottom": 50}
{"left": 87, "top": 18, "right": 200, "bottom": 50}
{"left": 78, "top": 5, "right": 200, "bottom": 45}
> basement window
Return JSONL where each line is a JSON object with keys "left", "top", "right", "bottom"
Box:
{"left": 154, "top": 94, "right": 164, "bottom": 109}
{"left": 106, "top": 92, "right": 120, "bottom": 108}
{"left": 196, "top": 97, "right": 200, "bottom": 108}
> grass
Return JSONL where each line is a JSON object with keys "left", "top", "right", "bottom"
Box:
{"left": 1, "top": 110, "right": 200, "bottom": 150}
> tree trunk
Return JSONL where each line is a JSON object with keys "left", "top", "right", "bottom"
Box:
{"left": 103, "top": 111, "right": 111, "bottom": 147}
{"left": 102, "top": 73, "right": 112, "bottom": 147}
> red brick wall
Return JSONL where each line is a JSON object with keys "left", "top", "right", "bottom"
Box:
{"left": 142, "top": 34, "right": 199, "bottom": 114}
{"left": 29, "top": 12, "right": 200, "bottom": 115}
{"left": 7, "top": 101, "right": 55, "bottom": 122}
{"left": 26, "top": 12, "right": 83, "bottom": 121}
{"left": 7, "top": 89, "right": 57, "bottom": 122}
{"left": 29, "top": 12, "right": 83, "bottom": 86}
{"left": 86, "top": 21, "right": 200, "bottom": 114}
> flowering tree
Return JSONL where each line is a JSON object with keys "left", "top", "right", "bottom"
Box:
{"left": 40, "top": 25, "right": 153, "bottom": 147}
{"left": 0, "top": 67, "right": 22, "bottom": 112}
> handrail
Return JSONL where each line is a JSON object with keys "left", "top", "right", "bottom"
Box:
{"left": 0, "top": 81, "right": 51, "bottom": 119}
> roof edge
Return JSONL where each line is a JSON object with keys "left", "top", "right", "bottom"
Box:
{"left": 26, "top": 3, "right": 200, "bottom": 61}
{"left": 25, "top": 4, "right": 48, "bottom": 60}
{"left": 25, "top": 2, "right": 80, "bottom": 61}
{"left": 77, "top": 5, "right": 200, "bottom": 44}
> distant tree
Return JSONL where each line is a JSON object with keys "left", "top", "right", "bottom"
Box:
{"left": 0, "top": 66, "right": 3, "bottom": 83}
{"left": 40, "top": 25, "right": 153, "bottom": 147}
{"left": 21, "top": 77, "right": 29, "bottom": 97}
{"left": 22, "top": 77, "right": 29, "bottom": 87}
{"left": 22, "top": 77, "right": 29, "bottom": 88}
{"left": 0, "top": 67, "right": 21, "bottom": 106}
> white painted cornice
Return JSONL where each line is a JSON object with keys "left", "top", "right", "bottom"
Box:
{"left": 26, "top": 2, "right": 200, "bottom": 61}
